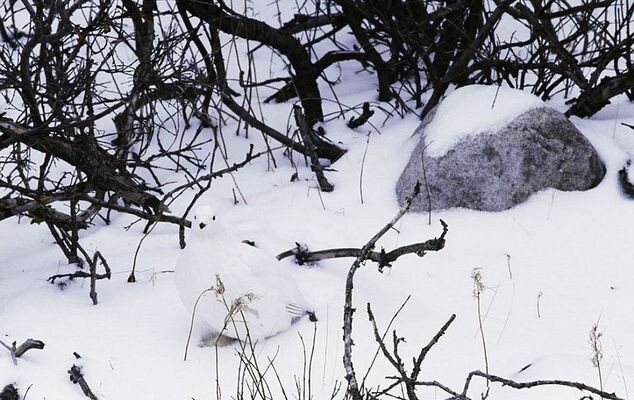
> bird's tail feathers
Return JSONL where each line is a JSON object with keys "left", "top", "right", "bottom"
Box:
{"left": 286, "top": 303, "right": 318, "bottom": 322}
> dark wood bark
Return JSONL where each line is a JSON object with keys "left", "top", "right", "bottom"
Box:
{"left": 15, "top": 339, "right": 45, "bottom": 357}
{"left": 0, "top": 385, "right": 18, "bottom": 400}
{"left": 177, "top": 0, "right": 324, "bottom": 124}
{"left": 566, "top": 69, "right": 634, "bottom": 118}
{"left": 0, "top": 126, "right": 164, "bottom": 213}
{"left": 68, "top": 365, "right": 99, "bottom": 400}
{"left": 332, "top": 0, "right": 395, "bottom": 100}
{"left": 293, "top": 105, "right": 334, "bottom": 192}
{"left": 277, "top": 220, "right": 448, "bottom": 271}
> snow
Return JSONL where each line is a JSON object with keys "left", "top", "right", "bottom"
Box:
{"left": 424, "top": 85, "right": 546, "bottom": 157}
{"left": 2, "top": 8, "right": 634, "bottom": 400}
{"left": 3, "top": 97, "right": 634, "bottom": 399}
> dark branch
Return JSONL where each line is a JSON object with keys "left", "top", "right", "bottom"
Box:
{"left": 68, "top": 365, "right": 99, "bottom": 400}
{"left": 15, "top": 339, "right": 45, "bottom": 358}
{"left": 0, "top": 338, "right": 45, "bottom": 366}
{"left": 293, "top": 105, "right": 334, "bottom": 192}
{"left": 566, "top": 69, "right": 634, "bottom": 118}
{"left": 0, "top": 385, "right": 18, "bottom": 400}
{"left": 277, "top": 220, "right": 448, "bottom": 271}
{"left": 459, "top": 370, "right": 624, "bottom": 400}
{"left": 177, "top": 0, "right": 324, "bottom": 123}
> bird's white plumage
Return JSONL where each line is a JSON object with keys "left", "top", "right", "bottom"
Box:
{"left": 175, "top": 206, "right": 314, "bottom": 342}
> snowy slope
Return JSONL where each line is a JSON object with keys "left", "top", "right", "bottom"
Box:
{"left": 2, "top": 93, "right": 634, "bottom": 399}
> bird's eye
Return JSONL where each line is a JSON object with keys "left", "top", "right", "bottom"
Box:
{"left": 199, "top": 222, "right": 207, "bottom": 229}
{"left": 212, "top": 215, "right": 216, "bottom": 221}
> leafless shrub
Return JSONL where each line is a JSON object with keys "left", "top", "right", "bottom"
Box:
{"left": 1, "top": 0, "right": 631, "bottom": 309}
{"left": 339, "top": 186, "right": 624, "bottom": 400}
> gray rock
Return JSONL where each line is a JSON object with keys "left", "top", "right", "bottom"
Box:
{"left": 396, "top": 107, "right": 605, "bottom": 212}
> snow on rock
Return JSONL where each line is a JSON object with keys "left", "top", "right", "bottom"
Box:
{"left": 424, "top": 85, "right": 545, "bottom": 157}
{"left": 397, "top": 104, "right": 605, "bottom": 212}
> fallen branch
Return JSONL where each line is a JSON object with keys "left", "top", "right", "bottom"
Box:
{"left": 0, "top": 338, "right": 45, "bottom": 365}
{"left": 15, "top": 339, "right": 45, "bottom": 357}
{"left": 363, "top": 313, "right": 625, "bottom": 400}
{"left": 457, "top": 370, "right": 624, "bottom": 400}
{"left": 48, "top": 268, "right": 110, "bottom": 284}
{"left": 80, "top": 195, "right": 188, "bottom": 227}
{"left": 277, "top": 220, "right": 447, "bottom": 270}
{"left": 68, "top": 365, "right": 99, "bottom": 400}
{"left": 0, "top": 122, "right": 166, "bottom": 213}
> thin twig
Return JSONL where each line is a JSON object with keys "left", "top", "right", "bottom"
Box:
{"left": 359, "top": 133, "right": 370, "bottom": 204}
{"left": 460, "top": 370, "right": 624, "bottom": 400}
{"left": 129, "top": 221, "right": 159, "bottom": 282}
{"left": 420, "top": 144, "right": 433, "bottom": 225}
{"left": 361, "top": 296, "right": 412, "bottom": 390}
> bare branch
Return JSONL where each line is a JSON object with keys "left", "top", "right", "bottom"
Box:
{"left": 459, "top": 370, "right": 624, "bottom": 400}
{"left": 14, "top": 339, "right": 45, "bottom": 358}
{"left": 68, "top": 365, "right": 99, "bottom": 400}
{"left": 343, "top": 181, "right": 422, "bottom": 400}
{"left": 293, "top": 105, "right": 334, "bottom": 192}
{"left": 277, "top": 220, "right": 448, "bottom": 271}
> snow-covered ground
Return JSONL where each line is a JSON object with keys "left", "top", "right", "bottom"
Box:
{"left": 2, "top": 86, "right": 634, "bottom": 399}
{"left": 2, "top": 3, "right": 634, "bottom": 398}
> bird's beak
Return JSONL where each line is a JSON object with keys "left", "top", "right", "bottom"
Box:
{"left": 199, "top": 222, "right": 207, "bottom": 230}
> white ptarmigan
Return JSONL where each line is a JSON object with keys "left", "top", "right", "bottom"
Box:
{"left": 175, "top": 206, "right": 316, "bottom": 344}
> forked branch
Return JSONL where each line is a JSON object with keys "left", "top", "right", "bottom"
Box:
{"left": 343, "top": 182, "right": 424, "bottom": 400}
{"left": 0, "top": 338, "right": 45, "bottom": 366}
{"left": 277, "top": 220, "right": 447, "bottom": 270}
